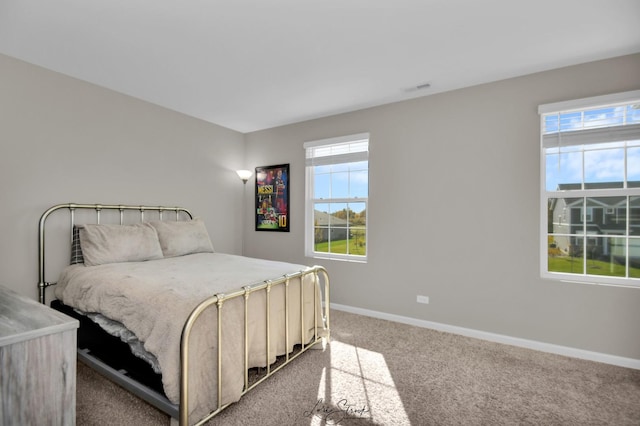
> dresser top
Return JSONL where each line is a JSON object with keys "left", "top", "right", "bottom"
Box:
{"left": 0, "top": 286, "right": 78, "bottom": 347}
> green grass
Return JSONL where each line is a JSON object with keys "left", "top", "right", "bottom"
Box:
{"left": 314, "top": 238, "right": 366, "bottom": 256}
{"left": 548, "top": 256, "right": 640, "bottom": 278}
{"left": 548, "top": 256, "right": 585, "bottom": 274}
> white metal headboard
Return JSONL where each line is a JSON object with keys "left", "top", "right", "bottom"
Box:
{"left": 38, "top": 203, "right": 193, "bottom": 304}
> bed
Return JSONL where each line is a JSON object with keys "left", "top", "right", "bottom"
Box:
{"left": 37, "top": 203, "right": 330, "bottom": 426}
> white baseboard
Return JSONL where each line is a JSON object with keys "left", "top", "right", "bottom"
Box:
{"left": 330, "top": 303, "right": 640, "bottom": 370}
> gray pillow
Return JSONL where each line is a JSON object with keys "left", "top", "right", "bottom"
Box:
{"left": 79, "top": 223, "right": 164, "bottom": 266}
{"left": 149, "top": 218, "right": 214, "bottom": 258}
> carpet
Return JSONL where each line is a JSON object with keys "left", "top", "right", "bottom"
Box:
{"left": 77, "top": 309, "right": 640, "bottom": 425}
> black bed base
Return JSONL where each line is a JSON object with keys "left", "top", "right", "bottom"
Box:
{"left": 52, "top": 300, "right": 181, "bottom": 417}
{"left": 51, "top": 300, "right": 166, "bottom": 394}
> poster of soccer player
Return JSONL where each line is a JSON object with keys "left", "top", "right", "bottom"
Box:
{"left": 255, "top": 164, "right": 289, "bottom": 232}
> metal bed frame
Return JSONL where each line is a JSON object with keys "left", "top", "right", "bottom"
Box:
{"left": 38, "top": 203, "right": 330, "bottom": 426}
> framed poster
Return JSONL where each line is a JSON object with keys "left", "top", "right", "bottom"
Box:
{"left": 255, "top": 164, "right": 289, "bottom": 232}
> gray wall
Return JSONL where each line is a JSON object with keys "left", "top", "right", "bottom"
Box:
{"left": 2, "top": 51, "right": 639, "bottom": 360}
{"left": 244, "top": 53, "right": 640, "bottom": 359}
{"left": 0, "top": 54, "right": 246, "bottom": 300}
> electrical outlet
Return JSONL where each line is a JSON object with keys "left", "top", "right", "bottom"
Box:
{"left": 416, "top": 295, "right": 429, "bottom": 304}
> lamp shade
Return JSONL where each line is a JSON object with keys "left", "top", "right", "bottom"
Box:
{"left": 236, "top": 169, "right": 253, "bottom": 183}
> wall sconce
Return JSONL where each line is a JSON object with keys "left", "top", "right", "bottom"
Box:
{"left": 236, "top": 169, "right": 253, "bottom": 184}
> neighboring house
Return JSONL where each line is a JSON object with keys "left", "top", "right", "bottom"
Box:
{"left": 313, "top": 210, "right": 349, "bottom": 242}
{"left": 548, "top": 183, "right": 640, "bottom": 262}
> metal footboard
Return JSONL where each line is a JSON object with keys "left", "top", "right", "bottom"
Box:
{"left": 180, "top": 265, "right": 329, "bottom": 425}
{"left": 38, "top": 203, "right": 330, "bottom": 426}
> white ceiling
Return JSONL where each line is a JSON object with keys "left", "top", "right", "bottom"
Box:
{"left": 1, "top": 1, "right": 639, "bottom": 133}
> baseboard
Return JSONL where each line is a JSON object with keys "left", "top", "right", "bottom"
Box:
{"left": 330, "top": 303, "right": 640, "bottom": 370}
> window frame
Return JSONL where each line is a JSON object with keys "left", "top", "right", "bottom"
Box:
{"left": 304, "top": 133, "right": 369, "bottom": 262}
{"left": 539, "top": 90, "right": 640, "bottom": 288}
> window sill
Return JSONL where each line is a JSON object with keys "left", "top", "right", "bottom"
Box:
{"left": 542, "top": 273, "right": 640, "bottom": 289}
{"left": 306, "top": 253, "right": 367, "bottom": 264}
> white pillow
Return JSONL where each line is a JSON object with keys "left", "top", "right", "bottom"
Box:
{"left": 79, "top": 223, "right": 164, "bottom": 266}
{"left": 149, "top": 218, "right": 214, "bottom": 258}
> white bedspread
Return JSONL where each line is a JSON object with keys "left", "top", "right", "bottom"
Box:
{"left": 54, "top": 253, "right": 323, "bottom": 422}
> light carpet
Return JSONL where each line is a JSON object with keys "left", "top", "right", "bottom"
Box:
{"left": 77, "top": 309, "right": 640, "bottom": 425}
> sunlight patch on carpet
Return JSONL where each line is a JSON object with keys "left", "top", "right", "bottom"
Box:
{"left": 308, "top": 341, "right": 410, "bottom": 425}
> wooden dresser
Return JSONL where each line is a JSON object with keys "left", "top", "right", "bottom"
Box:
{"left": 0, "top": 286, "right": 79, "bottom": 425}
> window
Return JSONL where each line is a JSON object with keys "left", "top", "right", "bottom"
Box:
{"left": 539, "top": 90, "right": 640, "bottom": 287}
{"left": 304, "top": 133, "right": 369, "bottom": 262}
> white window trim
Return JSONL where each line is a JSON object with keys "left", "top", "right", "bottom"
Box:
{"left": 304, "top": 133, "right": 369, "bottom": 262}
{"left": 539, "top": 90, "right": 640, "bottom": 288}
